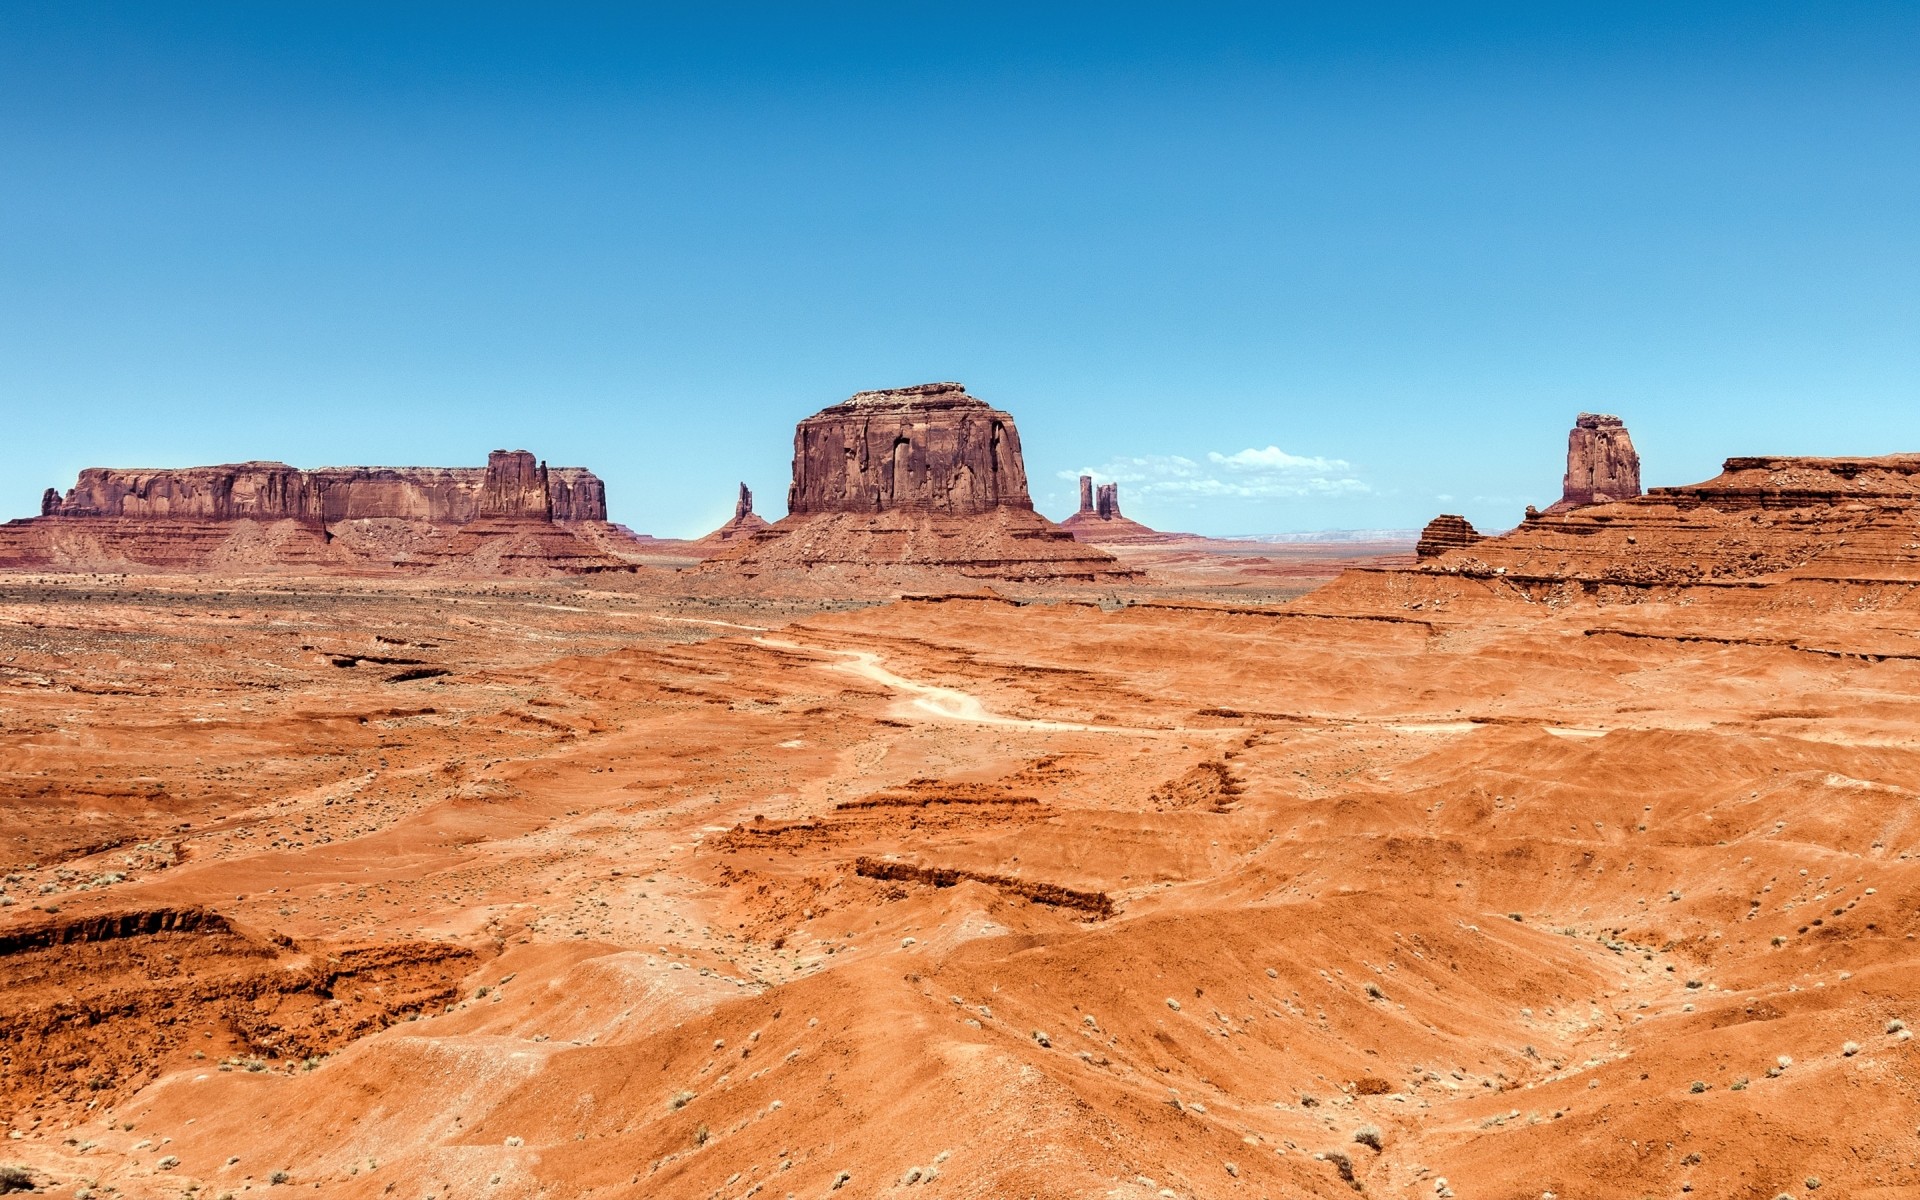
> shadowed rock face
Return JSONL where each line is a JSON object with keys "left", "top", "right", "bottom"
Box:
{"left": 1558, "top": 413, "right": 1641, "bottom": 509}
{"left": 786, "top": 382, "right": 1032, "bottom": 516}
{"left": 37, "top": 452, "right": 607, "bottom": 524}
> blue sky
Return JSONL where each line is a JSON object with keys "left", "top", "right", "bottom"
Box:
{"left": 3, "top": 3, "right": 1915, "bottom": 536}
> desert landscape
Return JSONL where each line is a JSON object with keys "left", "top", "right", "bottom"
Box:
{"left": 2, "top": 378, "right": 1916, "bottom": 1200}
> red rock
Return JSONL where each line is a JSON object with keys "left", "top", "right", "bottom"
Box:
{"left": 38, "top": 452, "right": 607, "bottom": 525}
{"left": 1059, "top": 477, "right": 1187, "bottom": 545}
{"left": 1316, "top": 452, "right": 1920, "bottom": 608}
{"left": 695, "top": 483, "right": 773, "bottom": 546}
{"left": 1415, "top": 514, "right": 1482, "bottom": 559}
{"left": 786, "top": 382, "right": 1031, "bottom": 516}
{"left": 2, "top": 451, "right": 630, "bottom": 575}
{"left": 707, "top": 384, "right": 1135, "bottom": 585}
{"left": 1552, "top": 413, "right": 1641, "bottom": 512}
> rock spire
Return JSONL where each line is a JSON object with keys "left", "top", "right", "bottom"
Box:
{"left": 1557, "top": 413, "right": 1641, "bottom": 510}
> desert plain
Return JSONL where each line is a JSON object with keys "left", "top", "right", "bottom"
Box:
{"left": 2, "top": 502, "right": 1918, "bottom": 1200}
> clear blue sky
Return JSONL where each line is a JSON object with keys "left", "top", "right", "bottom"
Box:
{"left": 3, "top": 3, "right": 1915, "bottom": 536}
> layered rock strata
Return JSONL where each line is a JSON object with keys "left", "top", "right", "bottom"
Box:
{"left": 39, "top": 451, "right": 606, "bottom": 524}
{"left": 706, "top": 385, "right": 1136, "bottom": 583}
{"left": 1312, "top": 453, "right": 1920, "bottom": 610}
{"left": 1415, "top": 514, "right": 1483, "bottom": 559}
{"left": 786, "top": 382, "right": 1031, "bottom": 516}
{"left": 2, "top": 451, "right": 631, "bottom": 576}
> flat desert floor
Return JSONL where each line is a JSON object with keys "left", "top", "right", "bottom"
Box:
{"left": 1, "top": 570, "right": 1916, "bottom": 1199}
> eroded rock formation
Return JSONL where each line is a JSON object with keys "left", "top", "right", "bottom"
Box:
{"left": 1415, "top": 514, "right": 1482, "bottom": 559}
{"left": 1316, "top": 452, "right": 1920, "bottom": 610}
{"left": 2, "top": 451, "right": 632, "bottom": 576}
{"left": 1553, "top": 413, "right": 1641, "bottom": 512}
{"left": 698, "top": 482, "right": 773, "bottom": 545}
{"left": 787, "top": 382, "right": 1031, "bottom": 516}
{"left": 38, "top": 452, "right": 607, "bottom": 525}
{"left": 706, "top": 384, "right": 1136, "bottom": 584}
{"left": 1060, "top": 477, "right": 1183, "bottom": 544}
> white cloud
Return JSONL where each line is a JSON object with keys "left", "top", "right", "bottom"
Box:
{"left": 1058, "top": 445, "right": 1368, "bottom": 501}
{"left": 1207, "top": 446, "right": 1350, "bottom": 473}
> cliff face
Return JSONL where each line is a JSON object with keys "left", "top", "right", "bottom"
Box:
{"left": 5, "top": 451, "right": 628, "bottom": 576}
{"left": 1556, "top": 413, "right": 1641, "bottom": 510}
{"left": 786, "top": 383, "right": 1032, "bottom": 516}
{"left": 708, "top": 384, "right": 1134, "bottom": 585}
{"left": 38, "top": 452, "right": 608, "bottom": 525}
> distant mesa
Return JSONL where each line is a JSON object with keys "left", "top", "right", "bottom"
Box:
{"left": 1414, "top": 514, "right": 1482, "bottom": 560}
{"left": 1058, "top": 475, "right": 1185, "bottom": 544}
{"left": 703, "top": 383, "right": 1138, "bottom": 584}
{"left": 1, "top": 450, "right": 640, "bottom": 576}
{"left": 696, "top": 482, "right": 772, "bottom": 545}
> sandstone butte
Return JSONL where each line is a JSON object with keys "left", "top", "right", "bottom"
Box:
{"left": 1057, "top": 476, "right": 1188, "bottom": 544}
{"left": 0, "top": 450, "right": 639, "bottom": 576}
{"left": 7, "top": 416, "right": 1920, "bottom": 1200}
{"left": 1544, "top": 410, "right": 1643, "bottom": 514}
{"left": 700, "top": 382, "right": 1139, "bottom": 584}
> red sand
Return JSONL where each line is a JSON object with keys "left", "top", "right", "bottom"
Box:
{"left": 1, "top": 540, "right": 1916, "bottom": 1197}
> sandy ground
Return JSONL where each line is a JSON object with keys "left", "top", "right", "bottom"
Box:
{"left": 1, "top": 560, "right": 1916, "bottom": 1200}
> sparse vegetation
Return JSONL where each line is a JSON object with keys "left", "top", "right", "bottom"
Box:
{"left": 1353, "top": 1125, "right": 1383, "bottom": 1150}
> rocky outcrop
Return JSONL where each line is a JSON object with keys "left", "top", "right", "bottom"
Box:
{"left": 787, "top": 382, "right": 1031, "bottom": 516}
{"left": 696, "top": 482, "right": 773, "bottom": 546}
{"left": 1312, "top": 452, "right": 1920, "bottom": 610}
{"left": 1059, "top": 476, "right": 1185, "bottom": 544}
{"left": 2, "top": 451, "right": 631, "bottom": 576}
{"left": 705, "top": 384, "right": 1136, "bottom": 585}
{"left": 1415, "top": 514, "right": 1482, "bottom": 559}
{"left": 37, "top": 452, "right": 608, "bottom": 525}
{"left": 1551, "top": 413, "right": 1641, "bottom": 512}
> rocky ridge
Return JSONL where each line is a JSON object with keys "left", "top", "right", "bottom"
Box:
{"left": 1, "top": 451, "right": 634, "bottom": 576}
{"left": 1315, "top": 452, "right": 1920, "bottom": 611}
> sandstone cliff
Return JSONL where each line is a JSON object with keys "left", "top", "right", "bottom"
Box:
{"left": 3, "top": 451, "right": 629, "bottom": 576}
{"left": 708, "top": 384, "right": 1135, "bottom": 585}
{"left": 38, "top": 451, "right": 607, "bottom": 525}
{"left": 1550, "top": 413, "right": 1641, "bottom": 512}
{"left": 786, "top": 382, "right": 1031, "bottom": 516}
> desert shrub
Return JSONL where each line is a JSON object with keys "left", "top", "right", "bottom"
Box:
{"left": 0, "top": 1166, "right": 33, "bottom": 1194}
{"left": 1353, "top": 1125, "right": 1383, "bottom": 1150}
